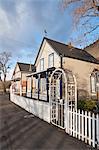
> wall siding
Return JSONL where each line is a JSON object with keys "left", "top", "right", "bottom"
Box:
{"left": 63, "top": 57, "right": 99, "bottom": 99}
{"left": 36, "top": 41, "right": 60, "bottom": 72}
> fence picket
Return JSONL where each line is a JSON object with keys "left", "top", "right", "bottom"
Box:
{"left": 67, "top": 108, "right": 98, "bottom": 148}
{"left": 92, "top": 113, "right": 95, "bottom": 147}
{"left": 88, "top": 111, "right": 91, "bottom": 145}
{"left": 78, "top": 109, "right": 80, "bottom": 140}
{"left": 76, "top": 109, "right": 78, "bottom": 138}
{"left": 82, "top": 110, "right": 84, "bottom": 141}
{"left": 85, "top": 111, "right": 87, "bottom": 143}
{"left": 70, "top": 107, "right": 72, "bottom": 135}
{"left": 73, "top": 108, "right": 75, "bottom": 137}
{"left": 96, "top": 114, "right": 99, "bottom": 147}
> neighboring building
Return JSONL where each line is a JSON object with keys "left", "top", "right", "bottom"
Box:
{"left": 27, "top": 37, "right": 99, "bottom": 101}
{"left": 85, "top": 40, "right": 99, "bottom": 60}
{"left": 12, "top": 62, "right": 36, "bottom": 95}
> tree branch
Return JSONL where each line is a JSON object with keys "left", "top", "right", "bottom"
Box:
{"left": 84, "top": 24, "right": 99, "bottom": 36}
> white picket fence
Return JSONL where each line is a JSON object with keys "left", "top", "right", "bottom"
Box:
{"left": 66, "top": 107, "right": 99, "bottom": 148}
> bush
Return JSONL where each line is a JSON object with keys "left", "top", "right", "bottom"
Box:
{"left": 77, "top": 100, "right": 99, "bottom": 112}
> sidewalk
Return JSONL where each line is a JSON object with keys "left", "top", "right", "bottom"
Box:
{"left": 0, "top": 94, "right": 94, "bottom": 150}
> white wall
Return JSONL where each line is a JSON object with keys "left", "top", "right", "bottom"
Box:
{"left": 10, "top": 92, "right": 50, "bottom": 123}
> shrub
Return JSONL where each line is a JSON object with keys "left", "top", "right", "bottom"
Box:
{"left": 77, "top": 100, "right": 99, "bottom": 112}
{"left": 77, "top": 100, "right": 85, "bottom": 110}
{"left": 84, "top": 100, "right": 96, "bottom": 111}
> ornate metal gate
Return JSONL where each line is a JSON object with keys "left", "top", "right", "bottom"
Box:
{"left": 49, "top": 68, "right": 77, "bottom": 129}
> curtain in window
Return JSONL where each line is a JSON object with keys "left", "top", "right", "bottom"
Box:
{"left": 49, "top": 53, "right": 54, "bottom": 68}
{"left": 91, "top": 76, "right": 96, "bottom": 93}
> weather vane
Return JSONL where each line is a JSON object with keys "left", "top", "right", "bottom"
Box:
{"left": 44, "top": 29, "right": 47, "bottom": 37}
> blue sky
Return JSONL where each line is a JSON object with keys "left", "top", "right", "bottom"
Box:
{"left": 0, "top": 0, "right": 98, "bottom": 79}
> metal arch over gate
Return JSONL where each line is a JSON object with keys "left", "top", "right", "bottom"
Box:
{"left": 49, "top": 68, "right": 77, "bottom": 129}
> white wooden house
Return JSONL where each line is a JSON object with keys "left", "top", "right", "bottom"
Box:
{"left": 12, "top": 62, "right": 35, "bottom": 96}
{"left": 26, "top": 37, "right": 99, "bottom": 101}
{"left": 10, "top": 38, "right": 99, "bottom": 148}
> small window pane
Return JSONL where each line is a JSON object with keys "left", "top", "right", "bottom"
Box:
{"left": 49, "top": 53, "right": 54, "bottom": 68}
{"left": 35, "top": 79, "right": 38, "bottom": 93}
{"left": 91, "top": 76, "right": 96, "bottom": 93}
{"left": 40, "top": 58, "right": 44, "bottom": 71}
{"left": 40, "top": 78, "right": 46, "bottom": 93}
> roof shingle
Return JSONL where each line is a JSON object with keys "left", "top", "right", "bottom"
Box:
{"left": 45, "top": 38, "right": 99, "bottom": 64}
{"left": 17, "top": 62, "right": 36, "bottom": 72}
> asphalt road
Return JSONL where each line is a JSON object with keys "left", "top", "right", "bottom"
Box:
{"left": 0, "top": 94, "right": 94, "bottom": 150}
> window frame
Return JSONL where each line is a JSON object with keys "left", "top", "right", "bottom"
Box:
{"left": 90, "top": 74, "right": 96, "bottom": 94}
{"left": 40, "top": 58, "right": 44, "bottom": 71}
{"left": 48, "top": 53, "right": 54, "bottom": 68}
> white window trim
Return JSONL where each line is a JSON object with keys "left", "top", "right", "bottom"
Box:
{"left": 48, "top": 53, "right": 54, "bottom": 68}
{"left": 40, "top": 58, "right": 44, "bottom": 71}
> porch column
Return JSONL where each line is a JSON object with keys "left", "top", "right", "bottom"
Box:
{"left": 20, "top": 80, "right": 22, "bottom": 96}
{"left": 31, "top": 76, "right": 33, "bottom": 98}
{"left": 60, "top": 55, "right": 63, "bottom": 99}
{"left": 46, "top": 72, "right": 49, "bottom": 102}
{"left": 38, "top": 74, "right": 40, "bottom": 100}
{"left": 60, "top": 74, "right": 62, "bottom": 99}
{"left": 26, "top": 77, "right": 27, "bottom": 97}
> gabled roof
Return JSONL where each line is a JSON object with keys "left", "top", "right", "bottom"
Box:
{"left": 17, "top": 62, "right": 36, "bottom": 72}
{"left": 85, "top": 39, "right": 99, "bottom": 49}
{"left": 35, "top": 37, "right": 99, "bottom": 65}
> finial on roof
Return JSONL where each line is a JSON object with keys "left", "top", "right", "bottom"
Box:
{"left": 68, "top": 42, "right": 73, "bottom": 47}
{"left": 44, "top": 29, "right": 47, "bottom": 37}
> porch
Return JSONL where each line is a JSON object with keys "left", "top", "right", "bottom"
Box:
{"left": 26, "top": 67, "right": 55, "bottom": 101}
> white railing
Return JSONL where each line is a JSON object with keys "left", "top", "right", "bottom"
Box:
{"left": 67, "top": 107, "right": 99, "bottom": 148}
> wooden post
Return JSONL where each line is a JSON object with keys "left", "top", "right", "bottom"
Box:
{"left": 96, "top": 114, "right": 99, "bottom": 148}
{"left": 75, "top": 109, "right": 77, "bottom": 138}
{"left": 38, "top": 74, "right": 40, "bottom": 100}
{"left": 31, "top": 76, "right": 33, "bottom": 98}
{"left": 46, "top": 72, "right": 49, "bottom": 102}
{"left": 82, "top": 110, "right": 84, "bottom": 141}
{"left": 78, "top": 109, "right": 80, "bottom": 140}
{"left": 20, "top": 79, "right": 22, "bottom": 96}
{"left": 26, "top": 77, "right": 27, "bottom": 97}
{"left": 85, "top": 111, "right": 87, "bottom": 143}
{"left": 88, "top": 111, "right": 91, "bottom": 145}
{"left": 92, "top": 113, "right": 95, "bottom": 147}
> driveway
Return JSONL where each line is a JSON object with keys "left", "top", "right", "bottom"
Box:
{"left": 0, "top": 94, "right": 94, "bottom": 150}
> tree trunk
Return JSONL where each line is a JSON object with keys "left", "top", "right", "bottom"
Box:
{"left": 3, "top": 74, "right": 6, "bottom": 93}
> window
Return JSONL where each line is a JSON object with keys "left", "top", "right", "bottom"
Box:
{"left": 40, "top": 78, "right": 46, "bottom": 93}
{"left": 40, "top": 58, "right": 44, "bottom": 71}
{"left": 90, "top": 75, "right": 96, "bottom": 93}
{"left": 48, "top": 53, "right": 54, "bottom": 68}
{"left": 35, "top": 78, "right": 38, "bottom": 93}
{"left": 90, "top": 70, "right": 99, "bottom": 93}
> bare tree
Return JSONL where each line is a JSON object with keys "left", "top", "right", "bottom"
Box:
{"left": 61, "top": 0, "right": 99, "bottom": 37}
{"left": 0, "top": 51, "right": 11, "bottom": 93}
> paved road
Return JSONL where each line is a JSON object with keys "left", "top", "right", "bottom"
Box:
{"left": 0, "top": 94, "right": 94, "bottom": 150}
